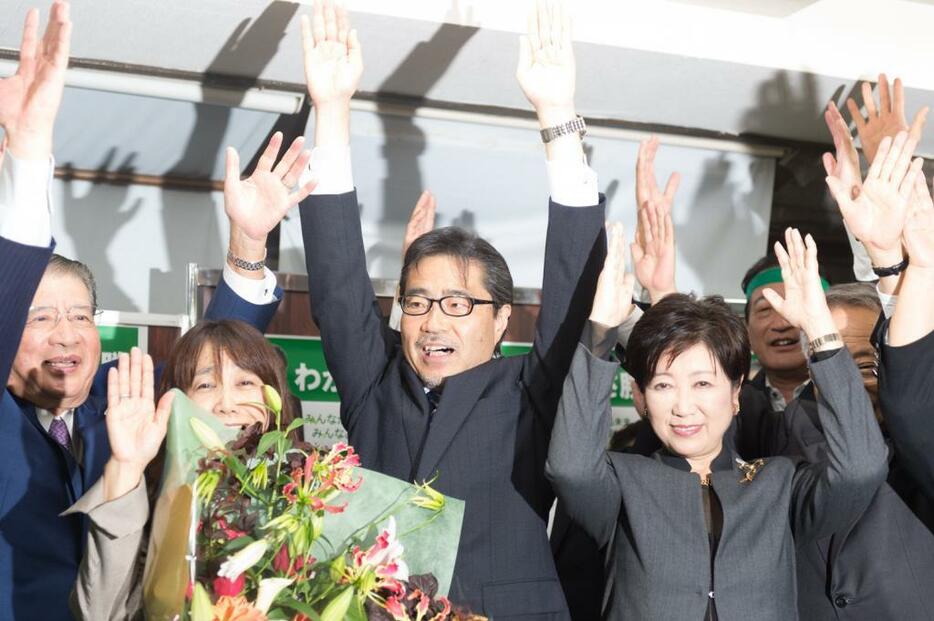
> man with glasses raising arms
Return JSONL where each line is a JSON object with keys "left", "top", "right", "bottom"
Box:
{"left": 298, "top": 1, "right": 603, "bottom": 616}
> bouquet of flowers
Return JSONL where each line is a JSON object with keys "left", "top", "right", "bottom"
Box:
{"left": 141, "top": 386, "right": 474, "bottom": 621}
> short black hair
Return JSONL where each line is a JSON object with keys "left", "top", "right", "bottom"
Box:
{"left": 624, "top": 293, "right": 750, "bottom": 392}
{"left": 399, "top": 227, "right": 513, "bottom": 311}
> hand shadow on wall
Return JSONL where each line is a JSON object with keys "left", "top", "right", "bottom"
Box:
{"left": 149, "top": 1, "right": 299, "bottom": 312}
{"left": 367, "top": 1, "right": 480, "bottom": 275}
{"left": 59, "top": 149, "right": 142, "bottom": 311}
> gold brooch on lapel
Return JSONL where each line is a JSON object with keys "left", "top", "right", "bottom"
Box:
{"left": 735, "top": 458, "right": 766, "bottom": 484}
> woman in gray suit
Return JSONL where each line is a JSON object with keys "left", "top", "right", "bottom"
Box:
{"left": 546, "top": 225, "right": 888, "bottom": 621}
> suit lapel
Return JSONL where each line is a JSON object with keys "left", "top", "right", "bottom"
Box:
{"left": 399, "top": 360, "right": 430, "bottom": 468}
{"left": 16, "top": 397, "right": 83, "bottom": 503}
{"left": 75, "top": 396, "right": 110, "bottom": 495}
{"left": 415, "top": 358, "right": 499, "bottom": 482}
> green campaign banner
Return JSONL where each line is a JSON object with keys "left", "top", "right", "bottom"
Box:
{"left": 267, "top": 335, "right": 340, "bottom": 402}
{"left": 501, "top": 341, "right": 634, "bottom": 407}
{"left": 98, "top": 325, "right": 143, "bottom": 364}
{"left": 267, "top": 336, "right": 639, "bottom": 438}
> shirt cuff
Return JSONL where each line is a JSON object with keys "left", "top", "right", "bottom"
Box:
{"left": 877, "top": 286, "right": 897, "bottom": 320}
{"left": 222, "top": 262, "right": 279, "bottom": 305}
{"left": 0, "top": 152, "right": 54, "bottom": 247}
{"left": 615, "top": 305, "right": 644, "bottom": 350}
{"left": 546, "top": 156, "right": 599, "bottom": 207}
{"left": 303, "top": 145, "right": 354, "bottom": 195}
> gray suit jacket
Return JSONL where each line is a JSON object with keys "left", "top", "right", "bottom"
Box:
{"left": 785, "top": 387, "right": 934, "bottom": 620}
{"left": 65, "top": 478, "right": 148, "bottom": 621}
{"left": 546, "top": 343, "right": 887, "bottom": 621}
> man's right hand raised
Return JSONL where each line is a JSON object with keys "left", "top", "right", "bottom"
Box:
{"left": 0, "top": 1, "right": 70, "bottom": 161}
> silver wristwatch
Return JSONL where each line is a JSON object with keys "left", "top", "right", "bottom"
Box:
{"left": 540, "top": 116, "right": 587, "bottom": 144}
{"left": 227, "top": 249, "right": 266, "bottom": 272}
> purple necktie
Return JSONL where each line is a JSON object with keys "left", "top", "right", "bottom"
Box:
{"left": 48, "top": 417, "right": 73, "bottom": 453}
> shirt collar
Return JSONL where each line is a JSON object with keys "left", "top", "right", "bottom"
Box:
{"left": 35, "top": 407, "right": 75, "bottom": 436}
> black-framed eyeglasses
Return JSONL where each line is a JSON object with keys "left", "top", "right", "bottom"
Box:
{"left": 25, "top": 305, "right": 102, "bottom": 330}
{"left": 400, "top": 294, "right": 495, "bottom": 317}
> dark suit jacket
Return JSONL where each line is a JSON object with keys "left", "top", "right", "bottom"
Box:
{"left": 878, "top": 319, "right": 934, "bottom": 503}
{"left": 548, "top": 344, "right": 887, "bottom": 621}
{"left": 783, "top": 385, "right": 934, "bottom": 620}
{"left": 300, "top": 190, "right": 605, "bottom": 618}
{"left": 0, "top": 236, "right": 281, "bottom": 621}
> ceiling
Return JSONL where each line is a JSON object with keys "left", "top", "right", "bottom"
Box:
{"left": 3, "top": 0, "right": 934, "bottom": 177}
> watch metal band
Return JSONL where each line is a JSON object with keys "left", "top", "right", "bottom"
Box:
{"left": 227, "top": 249, "right": 266, "bottom": 272}
{"left": 540, "top": 115, "right": 587, "bottom": 144}
{"left": 808, "top": 332, "right": 842, "bottom": 356}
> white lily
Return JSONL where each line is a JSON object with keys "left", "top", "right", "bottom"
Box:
{"left": 255, "top": 577, "right": 293, "bottom": 613}
{"left": 217, "top": 540, "right": 268, "bottom": 579}
{"left": 189, "top": 417, "right": 226, "bottom": 451}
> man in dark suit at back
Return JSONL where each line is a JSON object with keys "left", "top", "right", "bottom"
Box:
{"left": 297, "top": 1, "right": 604, "bottom": 617}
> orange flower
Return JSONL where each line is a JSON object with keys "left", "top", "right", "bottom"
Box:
{"left": 213, "top": 596, "right": 268, "bottom": 621}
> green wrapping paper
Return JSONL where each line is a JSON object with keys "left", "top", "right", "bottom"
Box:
{"left": 311, "top": 467, "right": 465, "bottom": 596}
{"left": 141, "top": 390, "right": 465, "bottom": 618}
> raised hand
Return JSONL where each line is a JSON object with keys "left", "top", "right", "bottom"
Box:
{"left": 300, "top": 0, "right": 362, "bottom": 108}
{"left": 224, "top": 131, "right": 316, "bottom": 244}
{"left": 516, "top": 0, "right": 575, "bottom": 124}
{"left": 103, "top": 348, "right": 175, "bottom": 500}
{"left": 822, "top": 102, "right": 861, "bottom": 195}
{"left": 630, "top": 200, "right": 675, "bottom": 303}
{"left": 825, "top": 131, "right": 923, "bottom": 257}
{"left": 761, "top": 229, "right": 837, "bottom": 343}
{"left": 590, "top": 223, "right": 636, "bottom": 328}
{"left": 402, "top": 190, "right": 436, "bottom": 260}
{"left": 635, "top": 136, "right": 680, "bottom": 251}
{"left": 846, "top": 74, "right": 928, "bottom": 165}
{"left": 0, "top": 1, "right": 71, "bottom": 160}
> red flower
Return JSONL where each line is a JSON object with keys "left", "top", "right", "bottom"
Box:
{"left": 213, "top": 573, "right": 246, "bottom": 597}
{"left": 273, "top": 544, "right": 290, "bottom": 574}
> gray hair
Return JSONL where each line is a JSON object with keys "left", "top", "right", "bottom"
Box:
{"left": 45, "top": 254, "right": 98, "bottom": 309}
{"left": 825, "top": 282, "right": 882, "bottom": 315}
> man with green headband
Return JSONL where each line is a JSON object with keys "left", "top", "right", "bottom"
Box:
{"left": 741, "top": 256, "right": 830, "bottom": 412}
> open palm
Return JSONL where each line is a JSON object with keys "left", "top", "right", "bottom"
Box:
{"left": 826, "top": 132, "right": 922, "bottom": 253}
{"left": 106, "top": 348, "right": 174, "bottom": 468}
{"left": 517, "top": 1, "right": 575, "bottom": 112}
{"left": 224, "top": 132, "right": 316, "bottom": 242}
{"left": 301, "top": 0, "right": 362, "bottom": 106}
{"left": 631, "top": 201, "right": 675, "bottom": 300}
{"left": 0, "top": 2, "right": 70, "bottom": 158}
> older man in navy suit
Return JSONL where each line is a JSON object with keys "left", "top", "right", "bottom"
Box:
{"left": 0, "top": 4, "right": 321, "bottom": 619}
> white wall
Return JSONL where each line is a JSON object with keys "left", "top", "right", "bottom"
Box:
{"left": 51, "top": 106, "right": 774, "bottom": 314}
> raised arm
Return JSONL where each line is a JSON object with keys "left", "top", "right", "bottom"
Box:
{"left": 297, "top": 0, "right": 393, "bottom": 427}
{"left": 825, "top": 129, "right": 923, "bottom": 295}
{"left": 877, "top": 184, "right": 934, "bottom": 499}
{"left": 0, "top": 1, "right": 70, "bottom": 382}
{"left": 389, "top": 191, "right": 437, "bottom": 332}
{"left": 68, "top": 348, "right": 174, "bottom": 620}
{"left": 546, "top": 224, "right": 634, "bottom": 546}
{"left": 633, "top": 137, "right": 679, "bottom": 303}
{"left": 516, "top": 1, "right": 606, "bottom": 423}
{"left": 202, "top": 132, "right": 315, "bottom": 329}
{"left": 847, "top": 74, "right": 928, "bottom": 166}
{"left": 762, "top": 229, "right": 887, "bottom": 543}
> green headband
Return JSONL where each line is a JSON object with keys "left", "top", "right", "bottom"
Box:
{"left": 744, "top": 266, "right": 829, "bottom": 298}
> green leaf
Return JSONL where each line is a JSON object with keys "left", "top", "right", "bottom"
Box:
{"left": 286, "top": 418, "right": 306, "bottom": 435}
{"left": 220, "top": 534, "right": 255, "bottom": 554}
{"left": 190, "top": 583, "right": 213, "bottom": 621}
{"left": 345, "top": 597, "right": 367, "bottom": 621}
{"left": 319, "top": 586, "right": 355, "bottom": 621}
{"left": 257, "top": 430, "right": 285, "bottom": 457}
{"left": 279, "top": 597, "right": 322, "bottom": 620}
